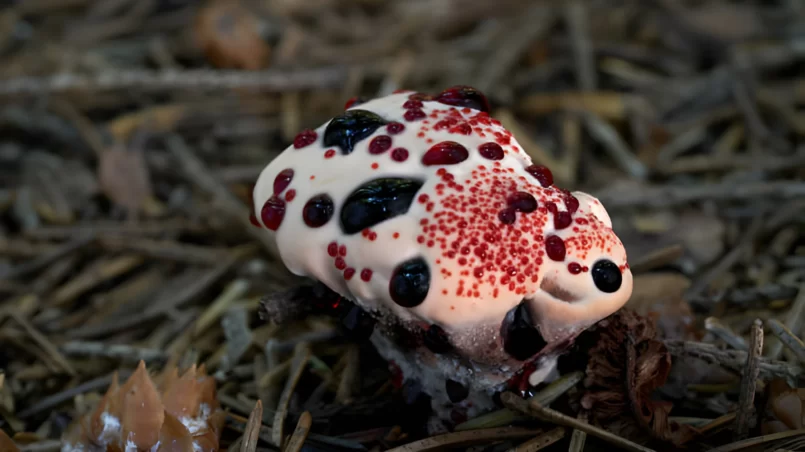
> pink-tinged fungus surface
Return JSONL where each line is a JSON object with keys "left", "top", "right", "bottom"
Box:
{"left": 252, "top": 86, "right": 634, "bottom": 427}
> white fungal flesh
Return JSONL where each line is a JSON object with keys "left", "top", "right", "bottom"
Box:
{"left": 252, "top": 89, "right": 634, "bottom": 424}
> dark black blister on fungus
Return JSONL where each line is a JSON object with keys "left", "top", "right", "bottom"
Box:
{"left": 323, "top": 109, "right": 389, "bottom": 155}
{"left": 500, "top": 303, "right": 547, "bottom": 361}
{"left": 340, "top": 178, "right": 424, "bottom": 235}
{"left": 389, "top": 257, "right": 430, "bottom": 308}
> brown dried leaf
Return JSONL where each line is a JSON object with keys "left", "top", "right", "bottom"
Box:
{"left": 158, "top": 413, "right": 195, "bottom": 452}
{"left": 98, "top": 145, "right": 152, "bottom": 218}
{"left": 62, "top": 361, "right": 224, "bottom": 451}
{"left": 581, "top": 309, "right": 698, "bottom": 446}
{"left": 121, "top": 361, "right": 165, "bottom": 449}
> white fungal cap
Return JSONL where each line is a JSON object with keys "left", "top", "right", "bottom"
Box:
{"left": 252, "top": 88, "right": 633, "bottom": 352}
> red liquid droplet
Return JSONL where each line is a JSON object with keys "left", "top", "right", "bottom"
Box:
{"left": 422, "top": 141, "right": 469, "bottom": 166}
{"left": 451, "top": 123, "right": 472, "bottom": 135}
{"left": 293, "top": 129, "right": 318, "bottom": 149}
{"left": 479, "top": 142, "right": 504, "bottom": 160}
{"left": 273, "top": 169, "right": 294, "bottom": 194}
{"left": 554, "top": 211, "right": 572, "bottom": 229}
{"left": 391, "top": 147, "right": 409, "bottom": 162}
{"left": 435, "top": 85, "right": 490, "bottom": 113}
{"left": 387, "top": 122, "right": 405, "bottom": 135}
{"left": 338, "top": 245, "right": 347, "bottom": 256}
{"left": 369, "top": 135, "right": 392, "bottom": 154}
{"left": 344, "top": 267, "right": 356, "bottom": 280}
{"left": 360, "top": 268, "right": 373, "bottom": 282}
{"left": 525, "top": 164, "right": 553, "bottom": 187}
{"left": 563, "top": 192, "right": 579, "bottom": 214}
{"left": 507, "top": 192, "right": 537, "bottom": 213}
{"left": 545, "top": 235, "right": 566, "bottom": 261}
{"left": 260, "top": 196, "right": 286, "bottom": 231}
{"left": 335, "top": 257, "right": 347, "bottom": 270}
{"left": 404, "top": 109, "right": 426, "bottom": 121}
{"left": 568, "top": 263, "right": 582, "bottom": 274}
{"left": 403, "top": 99, "right": 423, "bottom": 109}
{"left": 498, "top": 208, "right": 516, "bottom": 225}
{"left": 344, "top": 96, "right": 362, "bottom": 109}
{"left": 284, "top": 189, "right": 296, "bottom": 202}
{"left": 327, "top": 242, "right": 338, "bottom": 257}
{"left": 324, "top": 149, "right": 336, "bottom": 159}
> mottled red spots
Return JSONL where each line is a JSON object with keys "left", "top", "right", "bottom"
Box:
{"left": 422, "top": 141, "right": 469, "bottom": 166}
{"left": 293, "top": 129, "right": 317, "bottom": 149}
{"left": 391, "top": 147, "right": 409, "bottom": 162}
{"left": 418, "top": 194, "right": 429, "bottom": 203}
{"left": 434, "top": 119, "right": 455, "bottom": 130}
{"left": 371, "top": 163, "right": 379, "bottom": 170}
{"left": 260, "top": 196, "right": 285, "bottom": 231}
{"left": 335, "top": 257, "right": 347, "bottom": 270}
{"left": 368, "top": 231, "right": 377, "bottom": 241}
{"left": 324, "top": 149, "right": 336, "bottom": 159}
{"left": 393, "top": 232, "right": 400, "bottom": 239}
{"left": 404, "top": 109, "right": 426, "bottom": 121}
{"left": 545, "top": 235, "right": 566, "bottom": 261}
{"left": 344, "top": 267, "right": 356, "bottom": 280}
{"left": 327, "top": 242, "right": 338, "bottom": 257}
{"left": 568, "top": 262, "right": 582, "bottom": 274}
{"left": 479, "top": 142, "right": 504, "bottom": 160}
{"left": 451, "top": 123, "right": 472, "bottom": 135}
{"left": 284, "top": 189, "right": 296, "bottom": 202}
{"left": 525, "top": 164, "right": 553, "bottom": 187}
{"left": 338, "top": 245, "right": 347, "bottom": 256}
{"left": 273, "top": 169, "right": 294, "bottom": 194}
{"left": 387, "top": 122, "right": 405, "bottom": 135}
{"left": 403, "top": 99, "right": 423, "bottom": 109}
{"left": 360, "top": 268, "right": 373, "bottom": 282}
{"left": 369, "top": 135, "right": 392, "bottom": 154}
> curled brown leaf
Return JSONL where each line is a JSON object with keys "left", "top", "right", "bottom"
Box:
{"left": 581, "top": 309, "right": 698, "bottom": 446}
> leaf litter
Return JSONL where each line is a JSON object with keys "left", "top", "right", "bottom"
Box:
{"left": 0, "top": 0, "right": 804, "bottom": 451}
